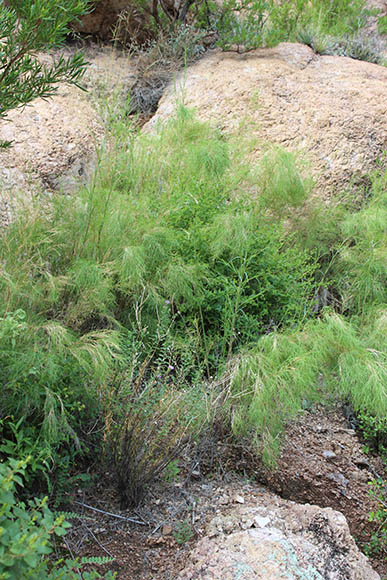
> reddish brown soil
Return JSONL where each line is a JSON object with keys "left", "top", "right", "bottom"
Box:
{"left": 63, "top": 407, "right": 385, "bottom": 579}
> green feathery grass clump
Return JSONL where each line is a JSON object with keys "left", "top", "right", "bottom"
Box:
{"left": 221, "top": 167, "right": 387, "bottom": 465}
{"left": 0, "top": 106, "right": 317, "bottom": 500}
{"left": 225, "top": 308, "right": 386, "bottom": 466}
{"left": 0, "top": 103, "right": 385, "bottom": 504}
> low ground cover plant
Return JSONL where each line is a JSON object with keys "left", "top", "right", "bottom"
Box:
{"left": 0, "top": 458, "right": 115, "bottom": 579}
{"left": 366, "top": 477, "right": 387, "bottom": 561}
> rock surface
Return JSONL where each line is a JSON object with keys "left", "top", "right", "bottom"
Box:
{"left": 73, "top": 0, "right": 153, "bottom": 43}
{"left": 178, "top": 493, "right": 380, "bottom": 580}
{"left": 148, "top": 43, "right": 387, "bottom": 198}
{"left": 195, "top": 407, "right": 386, "bottom": 576}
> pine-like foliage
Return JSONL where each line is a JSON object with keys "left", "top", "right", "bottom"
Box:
{"left": 0, "top": 0, "right": 89, "bottom": 121}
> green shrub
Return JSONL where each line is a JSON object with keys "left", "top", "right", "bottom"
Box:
{"left": 218, "top": 165, "right": 387, "bottom": 465}
{"left": 0, "top": 308, "right": 121, "bottom": 447}
{"left": 215, "top": 0, "right": 270, "bottom": 52}
{"left": 359, "top": 412, "right": 387, "bottom": 462}
{"left": 297, "top": 0, "right": 371, "bottom": 37}
{"left": 333, "top": 169, "right": 387, "bottom": 314}
{"left": 3, "top": 99, "right": 384, "bottom": 500}
{"left": 0, "top": 106, "right": 316, "bottom": 372}
{"left": 215, "top": 0, "right": 373, "bottom": 53}
{"left": 0, "top": 106, "right": 318, "bottom": 498}
{"left": 366, "top": 478, "right": 387, "bottom": 561}
{"left": 0, "top": 458, "right": 115, "bottom": 579}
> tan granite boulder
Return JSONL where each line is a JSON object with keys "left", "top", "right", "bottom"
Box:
{"left": 148, "top": 43, "right": 387, "bottom": 199}
{"left": 0, "top": 48, "right": 134, "bottom": 226}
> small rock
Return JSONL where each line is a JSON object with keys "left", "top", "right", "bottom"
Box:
{"left": 240, "top": 516, "right": 254, "bottom": 530}
{"left": 336, "top": 473, "right": 349, "bottom": 486}
{"left": 223, "top": 518, "right": 237, "bottom": 533}
{"left": 162, "top": 525, "right": 173, "bottom": 536}
{"left": 323, "top": 450, "right": 337, "bottom": 460}
{"left": 234, "top": 495, "right": 245, "bottom": 504}
{"left": 353, "top": 457, "right": 370, "bottom": 468}
{"left": 254, "top": 515, "right": 271, "bottom": 528}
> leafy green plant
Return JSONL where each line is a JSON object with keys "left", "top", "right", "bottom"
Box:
{"left": 173, "top": 519, "right": 194, "bottom": 544}
{"left": 365, "top": 478, "right": 387, "bottom": 561}
{"left": 216, "top": 0, "right": 271, "bottom": 52}
{"left": 217, "top": 164, "right": 387, "bottom": 466}
{"left": 358, "top": 412, "right": 387, "bottom": 463}
{"left": 0, "top": 417, "right": 52, "bottom": 491}
{"left": 163, "top": 460, "right": 181, "bottom": 483}
{"left": 333, "top": 168, "right": 387, "bottom": 315}
{"left": 0, "top": 0, "right": 90, "bottom": 124}
{"left": 0, "top": 458, "right": 115, "bottom": 579}
{"left": 378, "top": 14, "right": 387, "bottom": 35}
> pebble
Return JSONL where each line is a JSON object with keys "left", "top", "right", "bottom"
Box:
{"left": 323, "top": 450, "right": 337, "bottom": 460}
{"left": 162, "top": 525, "right": 173, "bottom": 536}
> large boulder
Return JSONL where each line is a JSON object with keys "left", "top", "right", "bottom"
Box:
{"left": 73, "top": 0, "right": 153, "bottom": 43}
{"left": 178, "top": 493, "right": 380, "bottom": 580}
{"left": 0, "top": 48, "right": 134, "bottom": 226}
{"left": 148, "top": 43, "right": 387, "bottom": 198}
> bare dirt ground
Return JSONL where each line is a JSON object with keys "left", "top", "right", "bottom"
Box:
{"left": 62, "top": 407, "right": 385, "bottom": 579}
